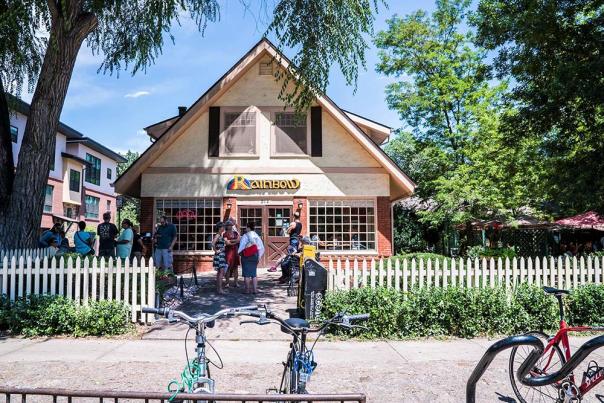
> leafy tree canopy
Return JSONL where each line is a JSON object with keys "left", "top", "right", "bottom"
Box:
{"left": 472, "top": 0, "right": 604, "bottom": 213}
{"left": 377, "top": 0, "right": 539, "bottom": 226}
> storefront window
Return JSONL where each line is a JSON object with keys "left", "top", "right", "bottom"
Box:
{"left": 221, "top": 110, "right": 256, "bottom": 155}
{"left": 309, "top": 200, "right": 376, "bottom": 251}
{"left": 155, "top": 199, "right": 221, "bottom": 252}
{"left": 273, "top": 112, "right": 307, "bottom": 155}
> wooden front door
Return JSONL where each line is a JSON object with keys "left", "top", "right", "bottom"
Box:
{"left": 238, "top": 205, "right": 291, "bottom": 267}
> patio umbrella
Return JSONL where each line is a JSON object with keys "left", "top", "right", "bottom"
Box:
{"left": 554, "top": 211, "right": 604, "bottom": 231}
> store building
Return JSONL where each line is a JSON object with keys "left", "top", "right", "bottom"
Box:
{"left": 116, "top": 38, "right": 415, "bottom": 271}
{"left": 10, "top": 97, "right": 126, "bottom": 232}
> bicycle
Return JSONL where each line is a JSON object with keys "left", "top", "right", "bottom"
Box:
{"left": 509, "top": 286, "right": 604, "bottom": 402}
{"left": 142, "top": 305, "right": 259, "bottom": 402}
{"left": 239, "top": 306, "right": 369, "bottom": 394}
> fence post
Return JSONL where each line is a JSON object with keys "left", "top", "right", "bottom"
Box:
{"left": 17, "top": 256, "right": 24, "bottom": 299}
{"left": 131, "top": 258, "right": 139, "bottom": 322}
{"left": 65, "top": 257, "right": 73, "bottom": 298}
{"left": 124, "top": 257, "right": 130, "bottom": 305}
{"left": 395, "top": 258, "right": 401, "bottom": 291}
{"left": 497, "top": 258, "right": 503, "bottom": 287}
{"left": 108, "top": 258, "right": 115, "bottom": 300}
{"left": 83, "top": 257, "right": 89, "bottom": 306}
{"left": 361, "top": 258, "right": 368, "bottom": 288}
{"left": 434, "top": 259, "right": 440, "bottom": 288}
{"left": 370, "top": 258, "right": 376, "bottom": 288}
{"left": 572, "top": 257, "right": 578, "bottom": 288}
{"left": 411, "top": 259, "right": 417, "bottom": 289}
{"left": 74, "top": 257, "right": 81, "bottom": 303}
{"left": 344, "top": 258, "right": 351, "bottom": 290}
{"left": 146, "top": 258, "right": 155, "bottom": 324}
{"left": 465, "top": 258, "right": 471, "bottom": 288}
{"left": 117, "top": 257, "right": 125, "bottom": 302}
{"left": 442, "top": 258, "right": 448, "bottom": 289}
{"left": 353, "top": 258, "right": 359, "bottom": 289}
{"left": 580, "top": 256, "right": 586, "bottom": 285}
{"left": 42, "top": 257, "right": 49, "bottom": 295}
{"left": 595, "top": 256, "right": 602, "bottom": 285}
{"left": 426, "top": 258, "right": 432, "bottom": 288}
{"left": 418, "top": 259, "right": 425, "bottom": 289}
{"left": 34, "top": 257, "right": 41, "bottom": 295}
{"left": 25, "top": 256, "right": 32, "bottom": 297}
{"left": 141, "top": 258, "right": 147, "bottom": 320}
{"left": 403, "top": 259, "right": 409, "bottom": 293}
{"left": 449, "top": 258, "right": 456, "bottom": 288}
{"left": 587, "top": 256, "right": 594, "bottom": 284}
{"left": 534, "top": 257, "right": 541, "bottom": 287}
{"left": 91, "top": 258, "right": 98, "bottom": 301}
{"left": 1, "top": 256, "right": 8, "bottom": 297}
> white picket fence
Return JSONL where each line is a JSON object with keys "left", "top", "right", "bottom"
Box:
{"left": 326, "top": 256, "right": 604, "bottom": 292}
{"left": 0, "top": 255, "right": 155, "bottom": 323}
{"left": 0, "top": 248, "right": 51, "bottom": 261}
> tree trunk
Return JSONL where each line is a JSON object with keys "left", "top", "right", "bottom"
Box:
{"left": 0, "top": 82, "right": 15, "bottom": 211}
{"left": 0, "top": 9, "right": 97, "bottom": 249}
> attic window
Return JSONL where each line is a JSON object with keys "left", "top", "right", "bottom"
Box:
{"left": 259, "top": 61, "right": 273, "bottom": 75}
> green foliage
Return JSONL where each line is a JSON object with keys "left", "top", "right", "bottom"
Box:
{"left": 377, "top": 0, "right": 539, "bottom": 228}
{"left": 391, "top": 206, "right": 428, "bottom": 253}
{"left": 117, "top": 151, "right": 140, "bottom": 226}
{"left": 473, "top": 0, "right": 604, "bottom": 214}
{"left": 467, "top": 246, "right": 516, "bottom": 259}
{"left": 567, "top": 285, "right": 604, "bottom": 327}
{"left": 394, "top": 252, "right": 450, "bottom": 262}
{"left": 0, "top": 295, "right": 131, "bottom": 337}
{"left": 322, "top": 284, "right": 582, "bottom": 339}
{"left": 156, "top": 268, "right": 177, "bottom": 295}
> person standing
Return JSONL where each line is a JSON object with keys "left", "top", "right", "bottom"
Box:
{"left": 154, "top": 215, "right": 177, "bottom": 271}
{"left": 212, "top": 222, "right": 228, "bottom": 294}
{"left": 287, "top": 211, "right": 303, "bottom": 249}
{"left": 223, "top": 220, "right": 241, "bottom": 288}
{"left": 130, "top": 225, "right": 146, "bottom": 262}
{"left": 97, "top": 212, "right": 118, "bottom": 258}
{"left": 74, "top": 221, "right": 95, "bottom": 256}
{"left": 238, "top": 222, "right": 265, "bottom": 294}
{"left": 116, "top": 219, "right": 134, "bottom": 260}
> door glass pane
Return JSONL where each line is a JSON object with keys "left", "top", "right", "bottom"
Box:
{"left": 268, "top": 208, "right": 291, "bottom": 236}
{"left": 239, "top": 208, "right": 263, "bottom": 239}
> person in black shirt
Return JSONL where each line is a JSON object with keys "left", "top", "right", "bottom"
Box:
{"left": 130, "top": 225, "right": 146, "bottom": 262}
{"left": 97, "top": 212, "right": 118, "bottom": 258}
{"left": 287, "top": 211, "right": 303, "bottom": 249}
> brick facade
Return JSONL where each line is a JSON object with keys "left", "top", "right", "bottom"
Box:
{"left": 140, "top": 197, "right": 155, "bottom": 258}
{"left": 376, "top": 196, "right": 393, "bottom": 256}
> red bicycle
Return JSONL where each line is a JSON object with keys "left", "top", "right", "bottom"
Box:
{"left": 509, "top": 286, "right": 604, "bottom": 402}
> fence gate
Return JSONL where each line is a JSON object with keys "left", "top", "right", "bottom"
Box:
{"left": 0, "top": 387, "right": 367, "bottom": 403}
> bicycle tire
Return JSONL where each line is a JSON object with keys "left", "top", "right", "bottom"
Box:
{"left": 509, "top": 331, "right": 566, "bottom": 403}
{"left": 279, "top": 350, "right": 300, "bottom": 394}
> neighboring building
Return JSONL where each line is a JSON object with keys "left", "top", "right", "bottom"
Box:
{"left": 116, "top": 38, "right": 415, "bottom": 271}
{"left": 9, "top": 98, "right": 127, "bottom": 231}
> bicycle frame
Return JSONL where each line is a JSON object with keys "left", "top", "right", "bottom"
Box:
{"left": 540, "top": 320, "right": 604, "bottom": 396}
{"left": 192, "top": 322, "right": 215, "bottom": 394}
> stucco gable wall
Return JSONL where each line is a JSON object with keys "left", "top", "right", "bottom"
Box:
{"left": 150, "top": 57, "right": 380, "bottom": 169}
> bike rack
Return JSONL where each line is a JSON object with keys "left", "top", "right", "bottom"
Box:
{"left": 466, "top": 334, "right": 544, "bottom": 403}
{"left": 466, "top": 334, "right": 604, "bottom": 402}
{"left": 517, "top": 334, "right": 604, "bottom": 387}
{"left": 0, "top": 387, "right": 367, "bottom": 403}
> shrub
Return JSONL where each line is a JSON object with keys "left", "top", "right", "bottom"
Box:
{"left": 467, "top": 246, "right": 517, "bottom": 259}
{"left": 322, "top": 283, "right": 601, "bottom": 339}
{"left": 0, "top": 295, "right": 132, "bottom": 337}
{"left": 568, "top": 284, "right": 604, "bottom": 326}
{"left": 393, "top": 253, "right": 451, "bottom": 262}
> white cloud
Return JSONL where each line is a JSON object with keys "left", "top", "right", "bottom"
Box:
{"left": 113, "top": 130, "right": 153, "bottom": 154}
{"left": 124, "top": 90, "right": 151, "bottom": 98}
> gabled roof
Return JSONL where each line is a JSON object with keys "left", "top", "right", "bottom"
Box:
{"left": 115, "top": 38, "right": 415, "bottom": 199}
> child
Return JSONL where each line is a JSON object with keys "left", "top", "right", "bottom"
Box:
{"left": 212, "top": 222, "right": 228, "bottom": 294}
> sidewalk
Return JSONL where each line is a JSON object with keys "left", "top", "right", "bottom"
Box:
{"left": 2, "top": 336, "right": 603, "bottom": 402}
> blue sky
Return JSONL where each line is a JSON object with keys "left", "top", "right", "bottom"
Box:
{"left": 50, "top": 1, "right": 434, "bottom": 154}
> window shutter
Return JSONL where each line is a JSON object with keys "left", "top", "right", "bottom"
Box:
{"left": 208, "top": 106, "right": 220, "bottom": 157}
{"left": 310, "top": 106, "right": 322, "bottom": 157}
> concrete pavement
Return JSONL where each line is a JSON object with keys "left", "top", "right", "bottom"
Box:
{"left": 2, "top": 336, "right": 604, "bottom": 402}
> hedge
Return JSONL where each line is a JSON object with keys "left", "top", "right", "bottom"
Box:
{"left": 0, "top": 295, "right": 133, "bottom": 337}
{"left": 321, "top": 284, "right": 604, "bottom": 339}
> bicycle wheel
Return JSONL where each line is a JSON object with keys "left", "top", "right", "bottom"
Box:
{"left": 509, "top": 331, "right": 565, "bottom": 402}
{"left": 279, "top": 351, "right": 299, "bottom": 394}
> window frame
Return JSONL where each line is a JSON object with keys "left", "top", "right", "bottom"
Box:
{"left": 69, "top": 169, "right": 81, "bottom": 192}
{"left": 218, "top": 107, "right": 260, "bottom": 158}
{"left": 10, "top": 125, "right": 18, "bottom": 143}
{"left": 307, "top": 198, "right": 378, "bottom": 254}
{"left": 43, "top": 185, "right": 54, "bottom": 213}
{"left": 85, "top": 195, "right": 100, "bottom": 220}
{"left": 154, "top": 198, "right": 223, "bottom": 254}
{"left": 106, "top": 167, "right": 112, "bottom": 180}
{"left": 269, "top": 108, "right": 311, "bottom": 157}
{"left": 85, "top": 153, "right": 101, "bottom": 185}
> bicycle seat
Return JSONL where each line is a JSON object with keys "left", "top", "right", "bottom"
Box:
{"left": 281, "top": 318, "right": 310, "bottom": 334}
{"left": 543, "top": 286, "right": 570, "bottom": 296}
